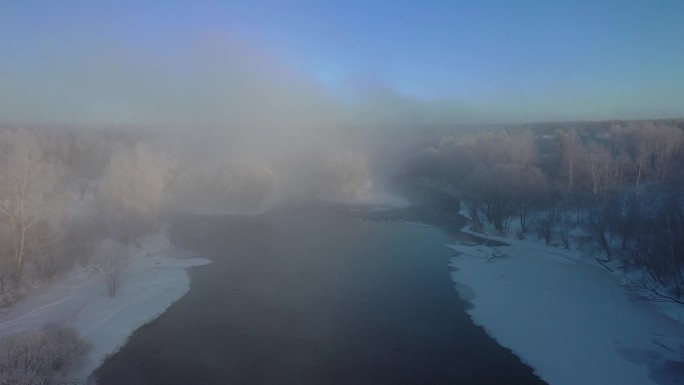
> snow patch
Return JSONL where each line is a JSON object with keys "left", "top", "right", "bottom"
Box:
{"left": 0, "top": 229, "right": 211, "bottom": 383}
{"left": 447, "top": 233, "right": 684, "bottom": 385}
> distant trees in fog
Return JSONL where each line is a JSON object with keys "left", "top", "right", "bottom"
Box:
{"left": 442, "top": 130, "right": 548, "bottom": 233}
{"left": 0, "top": 125, "right": 161, "bottom": 303}
{"left": 98, "top": 142, "right": 172, "bottom": 243}
{"left": 0, "top": 129, "right": 66, "bottom": 294}
{"left": 0, "top": 123, "right": 382, "bottom": 304}
{"left": 316, "top": 148, "right": 372, "bottom": 200}
{"left": 405, "top": 119, "right": 684, "bottom": 302}
{"left": 169, "top": 158, "right": 276, "bottom": 214}
{"left": 0, "top": 120, "right": 678, "bottom": 302}
{"left": 168, "top": 146, "right": 373, "bottom": 213}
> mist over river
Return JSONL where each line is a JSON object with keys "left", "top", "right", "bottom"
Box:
{"left": 94, "top": 188, "right": 546, "bottom": 385}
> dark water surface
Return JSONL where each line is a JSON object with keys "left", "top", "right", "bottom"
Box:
{"left": 95, "top": 196, "right": 546, "bottom": 384}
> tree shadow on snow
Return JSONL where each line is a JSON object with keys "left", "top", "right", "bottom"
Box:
{"left": 617, "top": 345, "right": 684, "bottom": 385}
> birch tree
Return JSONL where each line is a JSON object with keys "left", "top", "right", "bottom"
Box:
{"left": 0, "top": 129, "right": 64, "bottom": 287}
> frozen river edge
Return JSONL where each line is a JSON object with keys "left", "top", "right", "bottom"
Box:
{"left": 0, "top": 229, "right": 212, "bottom": 383}
{"left": 446, "top": 228, "right": 684, "bottom": 385}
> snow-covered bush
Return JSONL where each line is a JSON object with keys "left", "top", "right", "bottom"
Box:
{"left": 0, "top": 326, "right": 91, "bottom": 385}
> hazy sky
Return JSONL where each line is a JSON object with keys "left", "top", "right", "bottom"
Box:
{"left": 1, "top": 1, "right": 683, "bottom": 125}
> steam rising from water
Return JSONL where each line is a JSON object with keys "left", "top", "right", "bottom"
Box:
{"left": 1, "top": 27, "right": 439, "bottom": 214}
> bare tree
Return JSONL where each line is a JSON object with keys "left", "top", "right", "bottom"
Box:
{"left": 535, "top": 209, "right": 556, "bottom": 245}
{"left": 0, "top": 129, "right": 65, "bottom": 287}
{"left": 462, "top": 164, "right": 515, "bottom": 233}
{"left": 607, "top": 190, "right": 641, "bottom": 251}
{"left": 466, "top": 201, "right": 485, "bottom": 233}
{"left": 508, "top": 164, "right": 548, "bottom": 234}
{"left": 585, "top": 142, "right": 612, "bottom": 200}
{"left": 556, "top": 128, "right": 583, "bottom": 202}
{"left": 94, "top": 238, "right": 129, "bottom": 297}
{"left": 625, "top": 275, "right": 684, "bottom": 305}
{"left": 587, "top": 204, "right": 612, "bottom": 260}
{"left": 630, "top": 181, "right": 684, "bottom": 289}
{"left": 508, "top": 129, "right": 537, "bottom": 168}
{"left": 641, "top": 124, "right": 683, "bottom": 183}
{"left": 620, "top": 123, "right": 684, "bottom": 191}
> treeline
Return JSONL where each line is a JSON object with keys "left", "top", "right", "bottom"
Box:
{"left": 0, "top": 125, "right": 375, "bottom": 303}
{"left": 0, "top": 125, "right": 169, "bottom": 302}
{"left": 404, "top": 119, "right": 684, "bottom": 302}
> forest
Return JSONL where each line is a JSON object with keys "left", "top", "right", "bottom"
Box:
{"left": 0, "top": 119, "right": 683, "bottom": 383}
{"left": 0, "top": 124, "right": 374, "bottom": 304}
{"left": 1, "top": 120, "right": 683, "bottom": 305}
{"left": 403, "top": 119, "right": 684, "bottom": 303}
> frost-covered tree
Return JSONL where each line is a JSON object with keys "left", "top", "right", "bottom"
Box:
{"left": 214, "top": 161, "right": 276, "bottom": 211}
{"left": 636, "top": 124, "right": 683, "bottom": 184}
{"left": 0, "top": 129, "right": 65, "bottom": 289}
{"left": 317, "top": 148, "right": 372, "bottom": 200}
{"left": 169, "top": 158, "right": 276, "bottom": 214}
{"left": 585, "top": 142, "right": 613, "bottom": 200}
{"left": 508, "top": 164, "right": 548, "bottom": 234}
{"left": 98, "top": 142, "right": 172, "bottom": 242}
{"left": 555, "top": 128, "right": 585, "bottom": 202}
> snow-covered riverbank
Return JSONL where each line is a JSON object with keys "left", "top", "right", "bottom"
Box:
{"left": 0, "top": 229, "right": 211, "bottom": 383}
{"left": 447, "top": 230, "right": 684, "bottom": 385}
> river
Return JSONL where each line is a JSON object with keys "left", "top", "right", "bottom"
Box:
{"left": 94, "top": 187, "right": 547, "bottom": 385}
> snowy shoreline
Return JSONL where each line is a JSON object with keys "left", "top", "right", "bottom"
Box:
{"left": 447, "top": 226, "right": 684, "bottom": 385}
{"left": 0, "top": 229, "right": 212, "bottom": 383}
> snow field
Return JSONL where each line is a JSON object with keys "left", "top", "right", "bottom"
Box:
{"left": 0, "top": 229, "right": 212, "bottom": 382}
{"left": 447, "top": 234, "right": 684, "bottom": 385}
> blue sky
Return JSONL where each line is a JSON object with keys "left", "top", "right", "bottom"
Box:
{"left": 1, "top": 1, "right": 683, "bottom": 124}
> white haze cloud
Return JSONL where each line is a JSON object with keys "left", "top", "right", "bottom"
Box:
{"left": 0, "top": 27, "right": 504, "bottom": 133}
{"left": 0, "top": 34, "right": 343, "bottom": 134}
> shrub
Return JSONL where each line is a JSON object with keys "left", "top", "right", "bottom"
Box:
{"left": 0, "top": 326, "right": 91, "bottom": 385}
